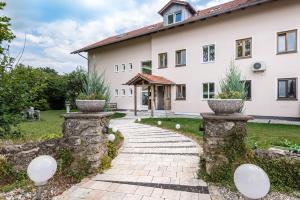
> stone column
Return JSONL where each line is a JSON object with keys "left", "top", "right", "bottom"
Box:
{"left": 63, "top": 112, "right": 112, "bottom": 169}
{"left": 201, "top": 113, "right": 253, "bottom": 175}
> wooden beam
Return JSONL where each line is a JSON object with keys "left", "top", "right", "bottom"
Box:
{"left": 151, "top": 85, "right": 155, "bottom": 117}
{"left": 134, "top": 85, "right": 137, "bottom": 116}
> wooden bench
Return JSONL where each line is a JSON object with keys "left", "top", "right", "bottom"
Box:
{"left": 108, "top": 103, "right": 118, "bottom": 111}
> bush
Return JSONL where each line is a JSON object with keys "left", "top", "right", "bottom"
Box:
{"left": 218, "top": 61, "right": 246, "bottom": 99}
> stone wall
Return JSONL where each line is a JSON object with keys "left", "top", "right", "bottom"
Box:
{"left": 0, "top": 112, "right": 113, "bottom": 171}
{"left": 200, "top": 113, "right": 253, "bottom": 175}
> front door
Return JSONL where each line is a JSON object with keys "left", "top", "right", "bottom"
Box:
{"left": 157, "top": 86, "right": 165, "bottom": 110}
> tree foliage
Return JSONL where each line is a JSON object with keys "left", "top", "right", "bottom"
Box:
{"left": 0, "top": 2, "right": 15, "bottom": 55}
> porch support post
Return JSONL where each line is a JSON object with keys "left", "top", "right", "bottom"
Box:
{"left": 134, "top": 85, "right": 137, "bottom": 116}
{"left": 151, "top": 84, "right": 155, "bottom": 117}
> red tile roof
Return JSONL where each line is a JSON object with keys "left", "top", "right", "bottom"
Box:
{"left": 72, "top": 0, "right": 275, "bottom": 54}
{"left": 125, "top": 73, "right": 175, "bottom": 85}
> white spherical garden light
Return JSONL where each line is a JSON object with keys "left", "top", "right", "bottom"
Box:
{"left": 137, "top": 118, "right": 141, "bottom": 122}
{"left": 108, "top": 134, "right": 116, "bottom": 142}
{"left": 234, "top": 164, "right": 270, "bottom": 199}
{"left": 157, "top": 121, "right": 162, "bottom": 126}
{"left": 112, "top": 127, "right": 118, "bottom": 133}
{"left": 108, "top": 124, "right": 113, "bottom": 129}
{"left": 176, "top": 124, "right": 181, "bottom": 130}
{"left": 27, "top": 155, "right": 57, "bottom": 199}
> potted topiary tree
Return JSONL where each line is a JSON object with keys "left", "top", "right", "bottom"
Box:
{"left": 208, "top": 61, "right": 246, "bottom": 115}
{"left": 76, "top": 71, "right": 110, "bottom": 113}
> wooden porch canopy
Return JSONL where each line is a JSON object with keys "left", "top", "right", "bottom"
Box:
{"left": 124, "top": 73, "right": 175, "bottom": 116}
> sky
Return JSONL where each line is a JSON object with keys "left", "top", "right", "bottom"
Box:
{"left": 2, "top": 0, "right": 231, "bottom": 74}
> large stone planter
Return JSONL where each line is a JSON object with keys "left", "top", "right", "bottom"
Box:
{"left": 75, "top": 100, "right": 106, "bottom": 113}
{"left": 207, "top": 99, "right": 244, "bottom": 115}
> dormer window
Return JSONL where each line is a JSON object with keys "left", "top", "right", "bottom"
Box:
{"left": 167, "top": 11, "right": 183, "bottom": 25}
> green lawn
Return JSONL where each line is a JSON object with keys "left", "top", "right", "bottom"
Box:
{"left": 2, "top": 110, "right": 126, "bottom": 144}
{"left": 139, "top": 118, "right": 300, "bottom": 149}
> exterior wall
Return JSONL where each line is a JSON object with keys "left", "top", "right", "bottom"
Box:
{"left": 89, "top": 0, "right": 300, "bottom": 118}
{"left": 88, "top": 36, "right": 152, "bottom": 110}
{"left": 151, "top": 0, "right": 300, "bottom": 117}
{"left": 163, "top": 4, "right": 192, "bottom": 26}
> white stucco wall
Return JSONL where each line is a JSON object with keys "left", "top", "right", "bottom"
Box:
{"left": 89, "top": 0, "right": 300, "bottom": 118}
{"left": 88, "top": 36, "right": 152, "bottom": 110}
{"left": 151, "top": 0, "right": 300, "bottom": 117}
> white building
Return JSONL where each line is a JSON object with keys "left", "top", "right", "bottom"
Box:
{"left": 73, "top": 0, "right": 300, "bottom": 119}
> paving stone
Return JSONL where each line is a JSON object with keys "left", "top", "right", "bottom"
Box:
{"left": 134, "top": 186, "right": 154, "bottom": 196}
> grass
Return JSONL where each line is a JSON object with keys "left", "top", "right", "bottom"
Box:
{"left": 1, "top": 110, "right": 126, "bottom": 144}
{"left": 139, "top": 118, "right": 300, "bottom": 149}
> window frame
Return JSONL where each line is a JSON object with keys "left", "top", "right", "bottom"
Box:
{"left": 202, "top": 44, "right": 215, "bottom": 63}
{"left": 167, "top": 13, "right": 174, "bottom": 25}
{"left": 122, "top": 64, "right": 126, "bottom": 72}
{"left": 115, "top": 89, "right": 119, "bottom": 97}
{"left": 129, "top": 63, "right": 133, "bottom": 71}
{"left": 175, "top": 11, "right": 182, "bottom": 23}
{"left": 175, "top": 49, "right": 186, "bottom": 67}
{"left": 241, "top": 80, "right": 252, "bottom": 101}
{"left": 121, "top": 89, "right": 126, "bottom": 97}
{"left": 115, "top": 65, "right": 119, "bottom": 73}
{"left": 167, "top": 10, "right": 183, "bottom": 25}
{"left": 202, "top": 82, "right": 215, "bottom": 100}
{"left": 236, "top": 38, "right": 252, "bottom": 59}
{"left": 158, "top": 53, "right": 168, "bottom": 68}
{"left": 277, "top": 78, "right": 297, "bottom": 100}
{"left": 129, "top": 88, "right": 133, "bottom": 96}
{"left": 277, "top": 29, "right": 298, "bottom": 54}
{"left": 176, "top": 84, "right": 186, "bottom": 100}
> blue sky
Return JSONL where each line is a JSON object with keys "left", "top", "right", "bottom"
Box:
{"left": 3, "top": 0, "right": 230, "bottom": 73}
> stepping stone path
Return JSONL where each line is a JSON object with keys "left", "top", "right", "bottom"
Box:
{"left": 55, "top": 119, "right": 210, "bottom": 200}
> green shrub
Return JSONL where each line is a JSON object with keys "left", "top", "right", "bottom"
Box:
{"left": 218, "top": 61, "right": 246, "bottom": 99}
{"left": 98, "top": 155, "right": 112, "bottom": 174}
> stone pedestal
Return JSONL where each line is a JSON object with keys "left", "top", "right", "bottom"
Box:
{"left": 63, "top": 112, "right": 113, "bottom": 169}
{"left": 201, "top": 113, "right": 253, "bottom": 175}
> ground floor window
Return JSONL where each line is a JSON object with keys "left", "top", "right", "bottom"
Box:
{"left": 278, "top": 78, "right": 297, "bottom": 100}
{"left": 129, "top": 88, "right": 133, "bottom": 96}
{"left": 122, "top": 89, "right": 126, "bottom": 96}
{"left": 115, "top": 89, "right": 119, "bottom": 97}
{"left": 242, "top": 80, "right": 252, "bottom": 100}
{"left": 203, "top": 83, "right": 215, "bottom": 99}
{"left": 176, "top": 84, "right": 186, "bottom": 100}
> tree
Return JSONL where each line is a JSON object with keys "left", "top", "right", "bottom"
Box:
{"left": 0, "top": 2, "right": 15, "bottom": 55}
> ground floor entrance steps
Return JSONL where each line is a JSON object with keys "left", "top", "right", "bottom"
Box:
{"left": 54, "top": 120, "right": 210, "bottom": 200}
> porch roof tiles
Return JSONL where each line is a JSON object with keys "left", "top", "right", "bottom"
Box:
{"left": 125, "top": 73, "right": 175, "bottom": 86}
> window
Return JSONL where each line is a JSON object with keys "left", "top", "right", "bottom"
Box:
{"left": 277, "top": 30, "right": 297, "bottom": 54}
{"left": 158, "top": 53, "right": 168, "bottom": 68}
{"left": 203, "top": 83, "right": 215, "bottom": 99}
{"left": 242, "top": 80, "right": 252, "bottom": 100}
{"left": 278, "top": 78, "right": 297, "bottom": 100}
{"left": 236, "top": 38, "right": 252, "bottom": 59}
{"left": 175, "top": 11, "right": 182, "bottom": 23}
{"left": 168, "top": 14, "right": 174, "bottom": 25}
{"left": 129, "top": 88, "right": 133, "bottom": 96}
{"left": 129, "top": 63, "right": 133, "bottom": 71}
{"left": 122, "top": 89, "right": 126, "bottom": 96}
{"left": 203, "top": 45, "right": 215, "bottom": 63}
{"left": 167, "top": 10, "right": 182, "bottom": 25}
{"left": 122, "top": 64, "right": 126, "bottom": 72}
{"left": 115, "top": 89, "right": 119, "bottom": 97}
{"left": 115, "top": 65, "right": 119, "bottom": 72}
{"left": 176, "top": 49, "right": 186, "bottom": 66}
{"left": 141, "top": 61, "right": 152, "bottom": 75}
{"left": 176, "top": 84, "right": 186, "bottom": 100}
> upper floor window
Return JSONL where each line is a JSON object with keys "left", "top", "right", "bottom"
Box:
{"left": 203, "top": 44, "right": 215, "bottom": 63}
{"left": 278, "top": 78, "right": 297, "bottom": 100}
{"left": 122, "top": 64, "right": 126, "bottom": 72}
{"left": 158, "top": 53, "right": 168, "bottom": 68}
{"left": 115, "top": 65, "right": 119, "bottom": 72}
{"left": 176, "top": 84, "right": 186, "bottom": 100}
{"left": 277, "top": 30, "right": 297, "bottom": 54}
{"left": 167, "top": 11, "right": 182, "bottom": 25}
{"left": 176, "top": 49, "right": 186, "bottom": 67}
{"left": 236, "top": 38, "right": 252, "bottom": 59}
{"left": 129, "top": 63, "right": 133, "bottom": 71}
{"left": 203, "top": 83, "right": 215, "bottom": 99}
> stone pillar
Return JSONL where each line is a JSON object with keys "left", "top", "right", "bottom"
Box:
{"left": 201, "top": 113, "right": 253, "bottom": 175}
{"left": 63, "top": 112, "right": 112, "bottom": 169}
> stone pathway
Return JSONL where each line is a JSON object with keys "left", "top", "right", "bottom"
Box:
{"left": 55, "top": 119, "right": 210, "bottom": 200}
